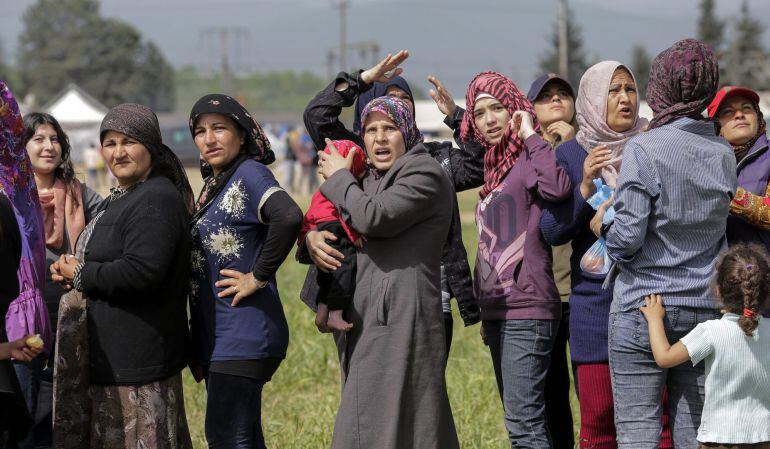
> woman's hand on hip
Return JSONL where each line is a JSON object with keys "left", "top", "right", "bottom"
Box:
{"left": 216, "top": 270, "right": 268, "bottom": 307}
{"left": 361, "top": 50, "right": 409, "bottom": 85}
{"left": 318, "top": 138, "right": 356, "bottom": 179}
{"left": 306, "top": 230, "right": 344, "bottom": 272}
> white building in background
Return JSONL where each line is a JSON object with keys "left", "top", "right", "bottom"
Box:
{"left": 41, "top": 84, "right": 108, "bottom": 163}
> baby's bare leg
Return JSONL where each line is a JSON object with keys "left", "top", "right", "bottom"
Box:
{"left": 315, "top": 303, "right": 331, "bottom": 333}
{"left": 327, "top": 309, "right": 353, "bottom": 332}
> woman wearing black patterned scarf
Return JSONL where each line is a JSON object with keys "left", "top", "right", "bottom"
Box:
{"left": 187, "top": 94, "right": 302, "bottom": 449}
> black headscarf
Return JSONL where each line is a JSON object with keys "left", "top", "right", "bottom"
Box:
{"left": 352, "top": 76, "right": 415, "bottom": 133}
{"left": 100, "top": 103, "right": 194, "bottom": 213}
{"left": 188, "top": 94, "right": 275, "bottom": 221}
{"left": 189, "top": 94, "right": 275, "bottom": 174}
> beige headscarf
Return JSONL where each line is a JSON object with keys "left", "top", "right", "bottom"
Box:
{"left": 575, "top": 61, "right": 648, "bottom": 187}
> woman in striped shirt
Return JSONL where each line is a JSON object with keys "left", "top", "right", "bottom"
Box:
{"left": 595, "top": 39, "right": 737, "bottom": 449}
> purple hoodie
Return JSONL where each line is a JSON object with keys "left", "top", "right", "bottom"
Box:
{"left": 474, "top": 134, "right": 571, "bottom": 321}
{"left": 727, "top": 132, "right": 770, "bottom": 251}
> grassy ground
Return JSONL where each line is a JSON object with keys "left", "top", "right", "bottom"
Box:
{"left": 175, "top": 181, "right": 580, "bottom": 448}
{"left": 89, "top": 169, "right": 578, "bottom": 447}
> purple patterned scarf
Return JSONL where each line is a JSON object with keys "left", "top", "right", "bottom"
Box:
{"left": 0, "top": 80, "right": 51, "bottom": 349}
{"left": 647, "top": 38, "right": 719, "bottom": 130}
{"left": 359, "top": 96, "right": 423, "bottom": 152}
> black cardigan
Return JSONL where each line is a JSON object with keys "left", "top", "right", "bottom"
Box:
{"left": 80, "top": 177, "right": 191, "bottom": 385}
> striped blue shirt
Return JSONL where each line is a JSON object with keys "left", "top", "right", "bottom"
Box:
{"left": 606, "top": 118, "right": 737, "bottom": 312}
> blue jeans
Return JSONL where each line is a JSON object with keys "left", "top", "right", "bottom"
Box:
{"left": 205, "top": 372, "right": 266, "bottom": 449}
{"left": 484, "top": 319, "right": 559, "bottom": 449}
{"left": 608, "top": 307, "right": 719, "bottom": 449}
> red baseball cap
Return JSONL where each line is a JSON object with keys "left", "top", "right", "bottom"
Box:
{"left": 707, "top": 86, "right": 760, "bottom": 118}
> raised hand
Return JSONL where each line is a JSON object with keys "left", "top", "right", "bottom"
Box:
{"left": 428, "top": 75, "right": 457, "bottom": 116}
{"left": 509, "top": 111, "right": 537, "bottom": 140}
{"left": 361, "top": 50, "right": 409, "bottom": 85}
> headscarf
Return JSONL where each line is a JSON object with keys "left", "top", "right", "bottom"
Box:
{"left": 353, "top": 75, "right": 415, "bottom": 134}
{"left": 647, "top": 38, "right": 719, "bottom": 130}
{"left": 359, "top": 96, "right": 423, "bottom": 151}
{"left": 189, "top": 94, "right": 275, "bottom": 173}
{"left": 460, "top": 71, "right": 539, "bottom": 199}
{"left": 0, "top": 80, "right": 50, "bottom": 349}
{"left": 726, "top": 101, "right": 767, "bottom": 163}
{"left": 189, "top": 94, "right": 275, "bottom": 217}
{"left": 100, "top": 103, "right": 194, "bottom": 213}
{"left": 575, "top": 61, "right": 648, "bottom": 184}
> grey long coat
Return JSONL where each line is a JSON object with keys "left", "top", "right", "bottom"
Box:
{"left": 320, "top": 144, "right": 460, "bottom": 449}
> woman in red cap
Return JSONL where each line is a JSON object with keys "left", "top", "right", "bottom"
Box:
{"left": 708, "top": 86, "right": 770, "bottom": 252}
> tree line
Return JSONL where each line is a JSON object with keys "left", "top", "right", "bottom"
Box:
{"left": 538, "top": 0, "right": 770, "bottom": 100}
{"left": 0, "top": 0, "right": 768, "bottom": 114}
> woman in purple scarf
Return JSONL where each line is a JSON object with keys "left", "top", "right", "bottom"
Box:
{"left": 0, "top": 80, "right": 51, "bottom": 441}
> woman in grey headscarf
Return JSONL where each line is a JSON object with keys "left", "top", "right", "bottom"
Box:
{"left": 51, "top": 103, "right": 194, "bottom": 449}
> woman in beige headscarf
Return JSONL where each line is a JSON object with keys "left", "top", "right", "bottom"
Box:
{"left": 540, "top": 61, "right": 675, "bottom": 449}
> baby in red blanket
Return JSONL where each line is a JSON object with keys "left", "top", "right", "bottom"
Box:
{"left": 298, "top": 140, "right": 368, "bottom": 332}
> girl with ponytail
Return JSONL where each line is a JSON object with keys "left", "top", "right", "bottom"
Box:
{"left": 640, "top": 243, "right": 770, "bottom": 449}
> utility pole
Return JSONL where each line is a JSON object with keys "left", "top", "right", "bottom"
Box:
{"left": 558, "top": 0, "right": 569, "bottom": 78}
{"left": 331, "top": 0, "right": 349, "bottom": 72}
{"left": 199, "top": 27, "right": 249, "bottom": 93}
{"left": 219, "top": 29, "right": 233, "bottom": 94}
{"left": 326, "top": 41, "right": 379, "bottom": 77}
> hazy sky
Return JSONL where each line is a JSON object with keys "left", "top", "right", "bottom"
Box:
{"left": 3, "top": 0, "right": 770, "bottom": 95}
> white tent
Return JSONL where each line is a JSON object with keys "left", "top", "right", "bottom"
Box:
{"left": 414, "top": 100, "right": 463, "bottom": 141}
{"left": 41, "top": 84, "right": 108, "bottom": 162}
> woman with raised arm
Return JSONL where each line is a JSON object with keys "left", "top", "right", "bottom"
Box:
{"left": 302, "top": 52, "right": 483, "bottom": 351}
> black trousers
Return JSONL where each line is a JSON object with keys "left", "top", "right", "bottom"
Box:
{"left": 545, "top": 302, "right": 574, "bottom": 449}
{"left": 205, "top": 372, "right": 265, "bottom": 449}
{"left": 315, "top": 221, "right": 357, "bottom": 311}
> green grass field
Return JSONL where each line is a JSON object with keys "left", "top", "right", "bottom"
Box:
{"left": 181, "top": 189, "right": 580, "bottom": 448}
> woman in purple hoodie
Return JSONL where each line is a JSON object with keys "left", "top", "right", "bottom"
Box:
{"left": 707, "top": 86, "right": 770, "bottom": 251}
{"left": 461, "top": 72, "right": 571, "bottom": 448}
